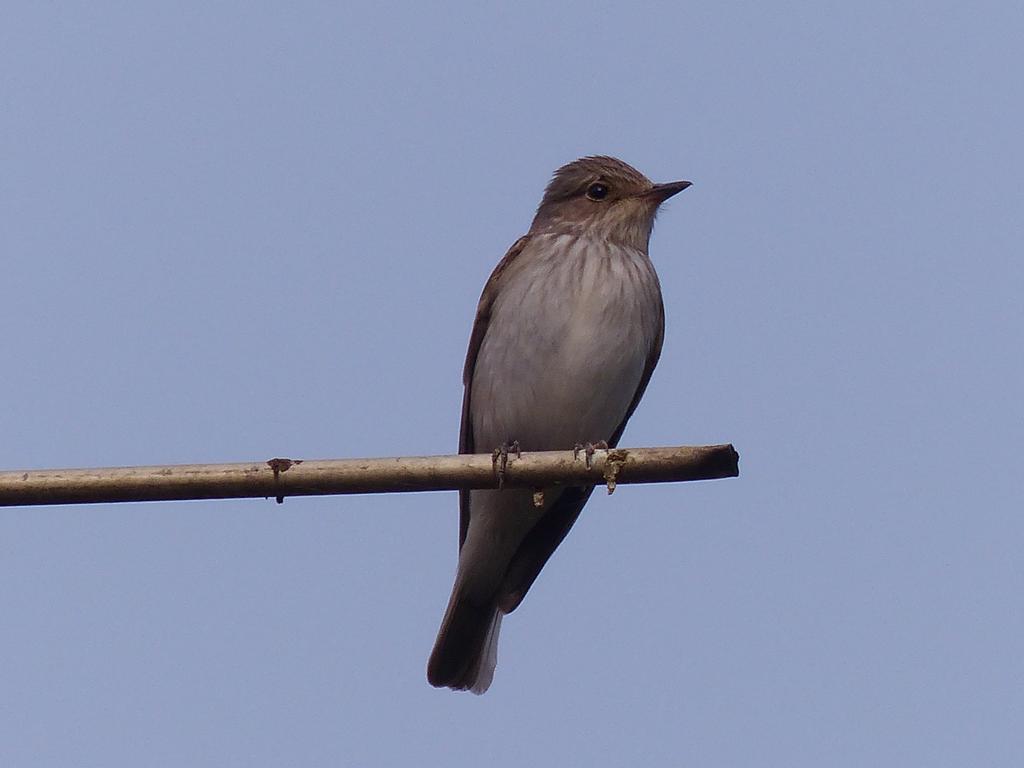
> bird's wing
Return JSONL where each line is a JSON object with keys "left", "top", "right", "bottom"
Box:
{"left": 458, "top": 235, "right": 532, "bottom": 549}
{"left": 496, "top": 485, "right": 594, "bottom": 613}
{"left": 496, "top": 295, "right": 665, "bottom": 613}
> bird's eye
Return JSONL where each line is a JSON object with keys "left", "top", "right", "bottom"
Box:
{"left": 586, "top": 182, "right": 609, "bottom": 201}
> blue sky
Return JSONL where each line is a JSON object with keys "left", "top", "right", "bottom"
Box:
{"left": 2, "top": 2, "right": 1022, "bottom": 765}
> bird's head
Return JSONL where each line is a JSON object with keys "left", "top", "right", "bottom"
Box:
{"left": 529, "top": 156, "right": 691, "bottom": 250}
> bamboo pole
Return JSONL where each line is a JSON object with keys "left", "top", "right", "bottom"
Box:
{"left": 0, "top": 444, "right": 738, "bottom": 507}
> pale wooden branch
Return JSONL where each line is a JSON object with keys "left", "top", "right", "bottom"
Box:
{"left": 0, "top": 444, "right": 738, "bottom": 507}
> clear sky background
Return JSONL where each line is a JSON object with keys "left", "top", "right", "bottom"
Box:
{"left": 2, "top": 2, "right": 1022, "bottom": 765}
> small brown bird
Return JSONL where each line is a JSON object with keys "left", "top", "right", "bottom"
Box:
{"left": 428, "top": 156, "right": 691, "bottom": 693}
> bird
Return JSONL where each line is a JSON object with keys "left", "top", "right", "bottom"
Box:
{"left": 427, "top": 156, "right": 691, "bottom": 693}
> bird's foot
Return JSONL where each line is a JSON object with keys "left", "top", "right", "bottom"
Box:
{"left": 573, "top": 440, "right": 609, "bottom": 470}
{"left": 491, "top": 440, "right": 521, "bottom": 489}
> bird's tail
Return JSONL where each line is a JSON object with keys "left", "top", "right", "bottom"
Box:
{"left": 427, "top": 586, "right": 503, "bottom": 694}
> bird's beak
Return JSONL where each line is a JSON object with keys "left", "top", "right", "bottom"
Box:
{"left": 645, "top": 180, "right": 692, "bottom": 202}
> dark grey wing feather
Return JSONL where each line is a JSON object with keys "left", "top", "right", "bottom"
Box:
{"left": 496, "top": 486, "right": 593, "bottom": 613}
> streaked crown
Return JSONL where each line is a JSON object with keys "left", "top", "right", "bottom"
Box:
{"left": 529, "top": 156, "right": 690, "bottom": 251}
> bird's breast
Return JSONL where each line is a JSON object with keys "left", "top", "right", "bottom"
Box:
{"left": 470, "top": 234, "right": 663, "bottom": 451}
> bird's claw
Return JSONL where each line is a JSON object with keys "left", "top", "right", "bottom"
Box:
{"left": 573, "top": 440, "right": 609, "bottom": 470}
{"left": 491, "top": 440, "right": 521, "bottom": 489}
